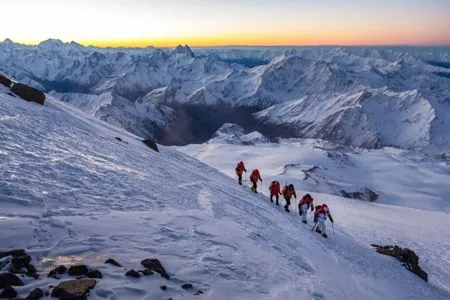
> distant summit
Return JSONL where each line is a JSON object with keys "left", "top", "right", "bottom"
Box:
{"left": 38, "top": 38, "right": 66, "bottom": 49}
{"left": 172, "top": 45, "right": 195, "bottom": 58}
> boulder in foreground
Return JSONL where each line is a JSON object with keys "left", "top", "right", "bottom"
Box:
{"left": 11, "top": 83, "right": 45, "bottom": 105}
{"left": 51, "top": 279, "right": 96, "bottom": 300}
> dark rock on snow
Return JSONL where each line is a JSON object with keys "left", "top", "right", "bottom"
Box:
{"left": 195, "top": 290, "right": 204, "bottom": 295}
{"left": 10, "top": 83, "right": 45, "bottom": 105}
{"left": 0, "top": 250, "right": 26, "bottom": 260}
{"left": 125, "top": 270, "right": 140, "bottom": 278}
{"left": 0, "top": 286, "right": 17, "bottom": 299}
{"left": 140, "top": 259, "right": 169, "bottom": 279}
{"left": 48, "top": 265, "right": 67, "bottom": 278}
{"left": 160, "top": 285, "right": 167, "bottom": 291}
{"left": 141, "top": 269, "right": 154, "bottom": 276}
{"left": 26, "top": 264, "right": 37, "bottom": 275}
{"left": 104, "top": 259, "right": 121, "bottom": 267}
{"left": 11, "top": 255, "right": 31, "bottom": 270}
{"left": 25, "top": 288, "right": 44, "bottom": 300}
{"left": 142, "top": 139, "right": 159, "bottom": 152}
{"left": 0, "top": 74, "right": 11, "bottom": 88}
{"left": 371, "top": 244, "right": 428, "bottom": 282}
{"left": 0, "top": 273, "right": 24, "bottom": 289}
{"left": 51, "top": 279, "right": 96, "bottom": 300}
{"left": 86, "top": 270, "right": 102, "bottom": 279}
{"left": 68, "top": 265, "right": 89, "bottom": 276}
{"left": 181, "top": 283, "right": 193, "bottom": 290}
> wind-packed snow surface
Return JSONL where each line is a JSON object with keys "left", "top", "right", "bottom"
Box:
{"left": 1, "top": 88, "right": 450, "bottom": 299}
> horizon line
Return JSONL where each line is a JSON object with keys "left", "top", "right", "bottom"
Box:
{"left": 2, "top": 38, "right": 450, "bottom": 49}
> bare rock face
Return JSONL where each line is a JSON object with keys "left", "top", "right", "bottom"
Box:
{"left": 25, "top": 288, "right": 44, "bottom": 300}
{"left": 67, "top": 265, "right": 89, "bottom": 277}
{"left": 0, "top": 74, "right": 12, "bottom": 88}
{"left": 371, "top": 244, "right": 428, "bottom": 282}
{"left": 0, "top": 286, "right": 17, "bottom": 298}
{"left": 51, "top": 279, "right": 96, "bottom": 300}
{"left": 104, "top": 258, "right": 121, "bottom": 267}
{"left": 0, "top": 273, "right": 24, "bottom": 289}
{"left": 142, "top": 139, "right": 159, "bottom": 152}
{"left": 125, "top": 270, "right": 140, "bottom": 278}
{"left": 48, "top": 265, "right": 67, "bottom": 278}
{"left": 140, "top": 258, "right": 169, "bottom": 279}
{"left": 10, "top": 83, "right": 45, "bottom": 105}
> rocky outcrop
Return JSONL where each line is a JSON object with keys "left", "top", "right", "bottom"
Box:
{"left": 11, "top": 83, "right": 45, "bottom": 105}
{"left": 142, "top": 139, "right": 159, "bottom": 152}
{"left": 140, "top": 258, "right": 169, "bottom": 279}
{"left": 0, "top": 286, "right": 17, "bottom": 298}
{"left": 86, "top": 270, "right": 102, "bottom": 279}
{"left": 125, "top": 270, "right": 140, "bottom": 278}
{"left": 371, "top": 244, "right": 428, "bottom": 282}
{"left": 340, "top": 187, "right": 378, "bottom": 202}
{"left": 48, "top": 265, "right": 67, "bottom": 278}
{"left": 0, "top": 74, "right": 11, "bottom": 88}
{"left": 67, "top": 265, "right": 88, "bottom": 276}
{"left": 0, "top": 273, "right": 24, "bottom": 289}
{"left": 104, "top": 258, "right": 121, "bottom": 267}
{"left": 51, "top": 279, "right": 96, "bottom": 300}
{"left": 25, "top": 288, "right": 44, "bottom": 300}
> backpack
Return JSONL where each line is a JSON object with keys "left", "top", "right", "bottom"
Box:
{"left": 269, "top": 181, "right": 276, "bottom": 191}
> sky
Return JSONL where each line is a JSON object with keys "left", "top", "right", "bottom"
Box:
{"left": 1, "top": 0, "right": 449, "bottom": 47}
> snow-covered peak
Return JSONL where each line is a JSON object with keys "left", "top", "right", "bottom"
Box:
{"left": 2, "top": 38, "right": 15, "bottom": 44}
{"left": 171, "top": 44, "right": 195, "bottom": 58}
{"left": 38, "top": 38, "right": 66, "bottom": 49}
{"left": 208, "top": 123, "right": 268, "bottom": 145}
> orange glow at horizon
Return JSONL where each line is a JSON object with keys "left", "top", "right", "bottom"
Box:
{"left": 17, "top": 30, "right": 450, "bottom": 48}
{"left": 3, "top": 0, "right": 449, "bottom": 48}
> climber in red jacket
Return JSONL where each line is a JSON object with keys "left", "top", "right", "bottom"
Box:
{"left": 298, "top": 193, "right": 315, "bottom": 224}
{"left": 250, "top": 169, "right": 262, "bottom": 193}
{"left": 314, "top": 204, "right": 334, "bottom": 238}
{"left": 235, "top": 161, "right": 247, "bottom": 185}
{"left": 269, "top": 181, "right": 281, "bottom": 205}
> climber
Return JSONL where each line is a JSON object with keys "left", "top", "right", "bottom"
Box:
{"left": 269, "top": 180, "right": 282, "bottom": 205}
{"left": 281, "top": 184, "right": 297, "bottom": 212}
{"left": 235, "top": 161, "right": 247, "bottom": 185}
{"left": 250, "top": 169, "right": 262, "bottom": 193}
{"left": 298, "top": 193, "right": 314, "bottom": 224}
{"left": 313, "top": 204, "right": 334, "bottom": 238}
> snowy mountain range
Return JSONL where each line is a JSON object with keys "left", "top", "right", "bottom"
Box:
{"left": 1, "top": 39, "right": 449, "bottom": 152}
{"left": 1, "top": 80, "right": 449, "bottom": 300}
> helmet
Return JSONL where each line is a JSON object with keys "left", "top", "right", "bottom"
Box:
{"left": 240, "top": 161, "right": 243, "bottom": 164}
{"left": 289, "top": 184, "right": 294, "bottom": 189}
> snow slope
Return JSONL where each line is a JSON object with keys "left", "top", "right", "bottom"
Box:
{"left": 178, "top": 139, "right": 450, "bottom": 213}
{"left": 1, "top": 87, "right": 450, "bottom": 299}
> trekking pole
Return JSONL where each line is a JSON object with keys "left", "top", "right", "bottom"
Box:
{"left": 311, "top": 223, "right": 317, "bottom": 232}
{"left": 332, "top": 223, "right": 335, "bottom": 234}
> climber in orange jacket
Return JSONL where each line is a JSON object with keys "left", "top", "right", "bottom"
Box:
{"left": 282, "top": 184, "right": 297, "bottom": 212}
{"left": 250, "top": 169, "right": 262, "bottom": 193}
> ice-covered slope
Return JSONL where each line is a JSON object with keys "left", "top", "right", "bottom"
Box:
{"left": 178, "top": 139, "right": 450, "bottom": 213}
{"left": 1, "top": 88, "right": 449, "bottom": 299}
